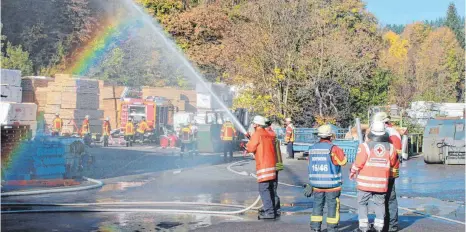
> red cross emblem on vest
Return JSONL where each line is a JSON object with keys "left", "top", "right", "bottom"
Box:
{"left": 374, "top": 144, "right": 386, "bottom": 157}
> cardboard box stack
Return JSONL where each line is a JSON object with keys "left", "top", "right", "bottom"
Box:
{"left": 42, "top": 74, "right": 103, "bottom": 134}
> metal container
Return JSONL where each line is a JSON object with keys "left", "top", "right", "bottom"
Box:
{"left": 423, "top": 119, "right": 465, "bottom": 164}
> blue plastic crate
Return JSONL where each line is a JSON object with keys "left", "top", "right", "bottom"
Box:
{"left": 34, "top": 165, "right": 66, "bottom": 176}
{"left": 32, "top": 157, "right": 66, "bottom": 167}
{"left": 333, "top": 140, "right": 359, "bottom": 163}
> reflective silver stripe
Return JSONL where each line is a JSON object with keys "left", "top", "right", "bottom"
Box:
{"left": 357, "top": 181, "right": 386, "bottom": 188}
{"left": 257, "top": 167, "right": 276, "bottom": 174}
{"left": 351, "top": 165, "right": 359, "bottom": 171}
{"left": 309, "top": 173, "right": 342, "bottom": 178}
{"left": 309, "top": 149, "right": 330, "bottom": 155}
{"left": 389, "top": 144, "right": 395, "bottom": 157}
{"left": 366, "top": 162, "right": 390, "bottom": 168}
{"left": 357, "top": 175, "right": 388, "bottom": 182}
{"left": 310, "top": 180, "right": 340, "bottom": 185}
{"left": 362, "top": 143, "right": 370, "bottom": 155}
{"left": 257, "top": 173, "right": 276, "bottom": 180}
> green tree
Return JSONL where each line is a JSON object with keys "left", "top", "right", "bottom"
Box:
{"left": 1, "top": 41, "right": 34, "bottom": 75}
{"left": 445, "top": 2, "right": 465, "bottom": 48}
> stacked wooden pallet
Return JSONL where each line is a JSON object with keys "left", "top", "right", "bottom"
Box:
{"left": 42, "top": 74, "right": 103, "bottom": 134}
{"left": 100, "top": 83, "right": 125, "bottom": 129}
{"left": 21, "top": 76, "right": 52, "bottom": 105}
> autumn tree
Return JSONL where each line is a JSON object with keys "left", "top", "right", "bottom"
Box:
{"left": 415, "top": 27, "right": 464, "bottom": 102}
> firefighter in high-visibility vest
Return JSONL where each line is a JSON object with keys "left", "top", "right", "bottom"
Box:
{"left": 136, "top": 116, "right": 149, "bottom": 143}
{"left": 180, "top": 123, "right": 193, "bottom": 157}
{"left": 350, "top": 121, "right": 399, "bottom": 232}
{"left": 190, "top": 121, "right": 199, "bottom": 155}
{"left": 307, "top": 125, "right": 347, "bottom": 232}
{"left": 81, "top": 115, "right": 90, "bottom": 137}
{"left": 125, "top": 117, "right": 135, "bottom": 147}
{"left": 52, "top": 113, "right": 63, "bottom": 136}
{"left": 284, "top": 118, "right": 295, "bottom": 159}
{"left": 373, "top": 112, "right": 401, "bottom": 232}
{"left": 221, "top": 119, "right": 236, "bottom": 158}
{"left": 246, "top": 115, "right": 277, "bottom": 220}
{"left": 102, "top": 117, "right": 111, "bottom": 147}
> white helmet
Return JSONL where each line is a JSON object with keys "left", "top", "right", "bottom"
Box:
{"left": 373, "top": 112, "right": 390, "bottom": 123}
{"left": 317, "top": 124, "right": 333, "bottom": 138}
{"left": 253, "top": 115, "right": 266, "bottom": 126}
{"left": 285, "top": 118, "right": 292, "bottom": 123}
{"left": 85, "top": 115, "right": 90, "bottom": 119}
{"left": 55, "top": 112, "right": 60, "bottom": 116}
{"left": 370, "top": 121, "right": 386, "bottom": 136}
{"left": 105, "top": 117, "right": 110, "bottom": 121}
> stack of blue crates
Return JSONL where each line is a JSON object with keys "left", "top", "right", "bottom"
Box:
{"left": 33, "top": 141, "right": 66, "bottom": 179}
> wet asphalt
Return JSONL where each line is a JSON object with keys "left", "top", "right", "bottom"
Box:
{"left": 1, "top": 145, "right": 465, "bottom": 231}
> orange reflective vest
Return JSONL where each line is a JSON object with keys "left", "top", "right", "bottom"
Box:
{"left": 103, "top": 121, "right": 111, "bottom": 136}
{"left": 221, "top": 122, "right": 236, "bottom": 141}
{"left": 246, "top": 127, "right": 277, "bottom": 182}
{"left": 137, "top": 121, "right": 148, "bottom": 134}
{"left": 125, "top": 122, "right": 135, "bottom": 135}
{"left": 351, "top": 142, "right": 397, "bottom": 193}
{"left": 180, "top": 127, "right": 192, "bottom": 143}
{"left": 81, "top": 119, "right": 90, "bottom": 134}
{"left": 285, "top": 124, "right": 295, "bottom": 143}
{"left": 53, "top": 117, "right": 63, "bottom": 132}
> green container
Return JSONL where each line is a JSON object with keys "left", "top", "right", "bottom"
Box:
{"left": 197, "top": 124, "right": 222, "bottom": 153}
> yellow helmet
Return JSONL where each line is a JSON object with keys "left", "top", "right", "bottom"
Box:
{"left": 317, "top": 124, "right": 333, "bottom": 138}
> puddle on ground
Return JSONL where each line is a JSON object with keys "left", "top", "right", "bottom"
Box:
{"left": 156, "top": 221, "right": 183, "bottom": 229}
{"left": 99, "top": 182, "right": 146, "bottom": 192}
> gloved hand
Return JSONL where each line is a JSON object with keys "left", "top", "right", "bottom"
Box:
{"left": 349, "top": 171, "right": 357, "bottom": 180}
{"left": 244, "top": 133, "right": 251, "bottom": 139}
{"left": 303, "top": 184, "right": 313, "bottom": 197}
{"left": 275, "top": 162, "right": 284, "bottom": 171}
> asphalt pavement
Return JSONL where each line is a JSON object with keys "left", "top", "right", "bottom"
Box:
{"left": 1, "top": 145, "right": 465, "bottom": 231}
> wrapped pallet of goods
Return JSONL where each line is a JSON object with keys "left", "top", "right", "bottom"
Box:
{"left": 0, "top": 102, "right": 38, "bottom": 136}
{"left": 1, "top": 85, "right": 22, "bottom": 102}
{"left": 1, "top": 69, "right": 21, "bottom": 86}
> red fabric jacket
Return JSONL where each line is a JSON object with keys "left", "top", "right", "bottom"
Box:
{"left": 246, "top": 127, "right": 277, "bottom": 182}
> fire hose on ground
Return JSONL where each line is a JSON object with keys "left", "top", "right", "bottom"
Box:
{"left": 2, "top": 159, "right": 465, "bottom": 226}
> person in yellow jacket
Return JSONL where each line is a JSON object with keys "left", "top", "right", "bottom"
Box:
{"left": 81, "top": 115, "right": 90, "bottom": 137}
{"left": 284, "top": 118, "right": 295, "bottom": 159}
{"left": 180, "top": 123, "right": 193, "bottom": 157}
{"left": 136, "top": 116, "right": 149, "bottom": 143}
{"left": 102, "top": 117, "right": 111, "bottom": 147}
{"left": 125, "top": 117, "right": 135, "bottom": 147}
{"left": 221, "top": 119, "right": 237, "bottom": 158}
{"left": 52, "top": 113, "right": 63, "bottom": 136}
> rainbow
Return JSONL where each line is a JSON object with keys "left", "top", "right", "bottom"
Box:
{"left": 66, "top": 17, "right": 144, "bottom": 76}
